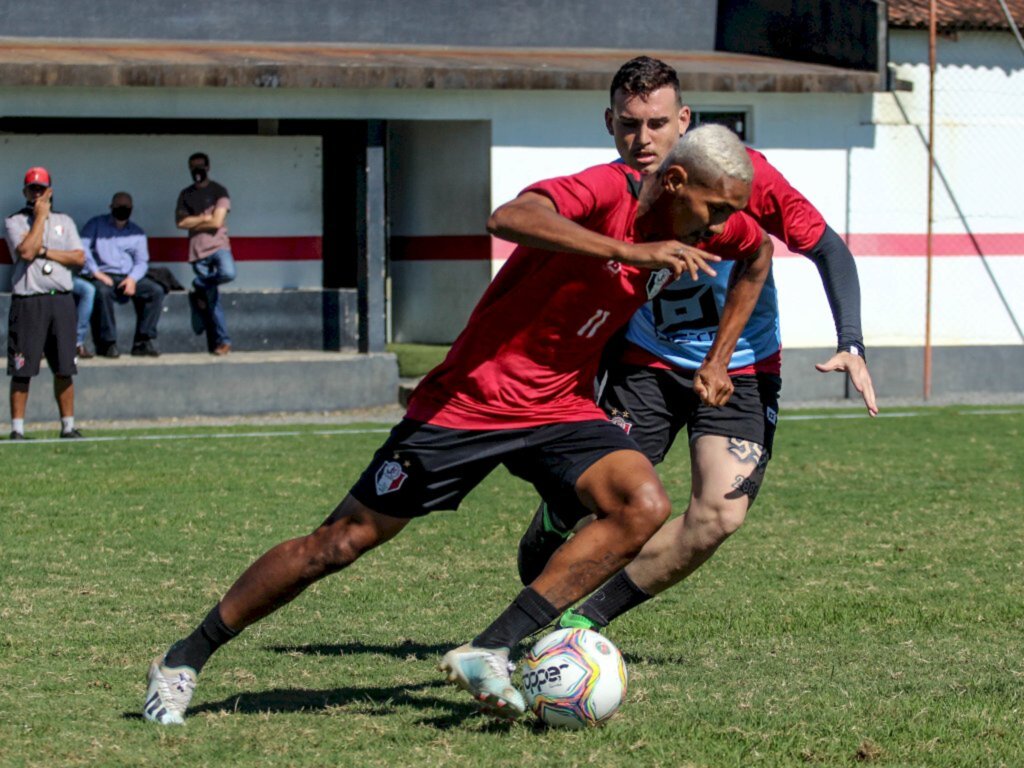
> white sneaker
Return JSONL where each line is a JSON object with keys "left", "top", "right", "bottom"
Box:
{"left": 143, "top": 655, "right": 196, "bottom": 725}
{"left": 439, "top": 643, "right": 525, "bottom": 718}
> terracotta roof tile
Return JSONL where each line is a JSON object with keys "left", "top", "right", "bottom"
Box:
{"left": 888, "top": 0, "right": 1024, "bottom": 31}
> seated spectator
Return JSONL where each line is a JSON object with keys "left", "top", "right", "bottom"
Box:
{"left": 71, "top": 274, "right": 95, "bottom": 359}
{"left": 81, "top": 192, "right": 166, "bottom": 357}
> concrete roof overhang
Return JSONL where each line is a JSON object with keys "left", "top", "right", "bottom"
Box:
{"left": 0, "top": 38, "right": 883, "bottom": 93}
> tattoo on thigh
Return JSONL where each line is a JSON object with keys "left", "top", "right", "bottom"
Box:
{"left": 728, "top": 438, "right": 765, "bottom": 466}
{"left": 731, "top": 475, "right": 761, "bottom": 500}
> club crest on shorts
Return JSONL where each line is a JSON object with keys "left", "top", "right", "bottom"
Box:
{"left": 13, "top": 353, "right": 25, "bottom": 371}
{"left": 375, "top": 460, "right": 408, "bottom": 495}
{"left": 646, "top": 268, "right": 672, "bottom": 299}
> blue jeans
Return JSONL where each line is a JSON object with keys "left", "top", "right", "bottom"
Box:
{"left": 72, "top": 275, "right": 95, "bottom": 347}
{"left": 191, "top": 249, "right": 236, "bottom": 346}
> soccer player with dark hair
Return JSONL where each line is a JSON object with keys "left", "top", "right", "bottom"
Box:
{"left": 517, "top": 55, "right": 877, "bottom": 631}
{"left": 143, "top": 125, "right": 773, "bottom": 725}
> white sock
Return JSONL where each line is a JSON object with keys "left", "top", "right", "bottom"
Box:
{"left": 12, "top": 418, "right": 24, "bottom": 435}
{"left": 61, "top": 417, "right": 75, "bottom": 433}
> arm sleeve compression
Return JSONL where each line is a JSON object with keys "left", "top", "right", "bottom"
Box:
{"left": 803, "top": 225, "right": 865, "bottom": 354}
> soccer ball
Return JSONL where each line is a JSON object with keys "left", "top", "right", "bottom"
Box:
{"left": 520, "top": 627, "right": 627, "bottom": 729}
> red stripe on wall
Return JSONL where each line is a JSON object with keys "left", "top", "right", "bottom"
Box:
{"left": 0, "top": 236, "right": 322, "bottom": 265}
{"left": 390, "top": 235, "right": 492, "bottom": 261}
{"left": 4, "top": 232, "right": 1024, "bottom": 266}
{"left": 147, "top": 236, "right": 323, "bottom": 262}
{"left": 845, "top": 232, "right": 1024, "bottom": 257}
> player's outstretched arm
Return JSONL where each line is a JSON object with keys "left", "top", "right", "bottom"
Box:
{"left": 815, "top": 352, "right": 878, "bottom": 416}
{"left": 804, "top": 226, "right": 878, "bottom": 416}
{"left": 487, "top": 192, "right": 718, "bottom": 280}
{"left": 695, "top": 230, "right": 774, "bottom": 406}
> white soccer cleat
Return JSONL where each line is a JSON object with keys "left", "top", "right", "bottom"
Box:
{"left": 143, "top": 655, "right": 196, "bottom": 725}
{"left": 439, "top": 643, "right": 526, "bottom": 719}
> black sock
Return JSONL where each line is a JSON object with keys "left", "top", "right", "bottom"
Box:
{"left": 163, "top": 604, "right": 240, "bottom": 674}
{"left": 576, "top": 571, "right": 652, "bottom": 628}
{"left": 473, "top": 587, "right": 560, "bottom": 650}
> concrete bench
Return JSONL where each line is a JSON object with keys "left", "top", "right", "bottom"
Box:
{"left": 0, "top": 288, "right": 360, "bottom": 355}
{"left": 0, "top": 289, "right": 402, "bottom": 423}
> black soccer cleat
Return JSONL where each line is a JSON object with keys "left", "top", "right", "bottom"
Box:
{"left": 517, "top": 502, "right": 571, "bottom": 585}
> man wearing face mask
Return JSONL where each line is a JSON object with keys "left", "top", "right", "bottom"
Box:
{"left": 175, "top": 152, "right": 235, "bottom": 356}
{"left": 4, "top": 166, "right": 86, "bottom": 439}
{"left": 80, "top": 192, "right": 167, "bottom": 358}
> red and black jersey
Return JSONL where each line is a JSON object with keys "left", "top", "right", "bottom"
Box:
{"left": 406, "top": 163, "right": 763, "bottom": 430}
{"left": 745, "top": 147, "right": 826, "bottom": 252}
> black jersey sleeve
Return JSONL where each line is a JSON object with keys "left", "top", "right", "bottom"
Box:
{"left": 803, "top": 225, "right": 865, "bottom": 355}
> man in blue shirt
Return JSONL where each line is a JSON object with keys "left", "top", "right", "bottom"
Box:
{"left": 80, "top": 192, "right": 166, "bottom": 357}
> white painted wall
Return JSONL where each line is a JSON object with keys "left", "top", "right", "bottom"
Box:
{"left": 1, "top": 32, "right": 1021, "bottom": 349}
{"left": 387, "top": 120, "right": 492, "bottom": 342}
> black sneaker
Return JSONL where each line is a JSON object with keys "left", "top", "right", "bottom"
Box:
{"left": 131, "top": 340, "right": 160, "bottom": 357}
{"left": 98, "top": 343, "right": 120, "bottom": 359}
{"left": 516, "top": 502, "right": 572, "bottom": 585}
{"left": 60, "top": 428, "right": 84, "bottom": 439}
{"left": 9, "top": 431, "right": 26, "bottom": 440}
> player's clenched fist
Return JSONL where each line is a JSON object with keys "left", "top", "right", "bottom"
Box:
{"left": 619, "top": 240, "right": 720, "bottom": 281}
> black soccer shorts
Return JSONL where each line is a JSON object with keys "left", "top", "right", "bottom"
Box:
{"left": 348, "top": 418, "right": 642, "bottom": 518}
{"left": 599, "top": 364, "right": 781, "bottom": 465}
{"left": 6, "top": 293, "right": 77, "bottom": 378}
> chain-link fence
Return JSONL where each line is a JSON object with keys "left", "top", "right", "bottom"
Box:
{"left": 885, "top": 4, "right": 1024, "bottom": 394}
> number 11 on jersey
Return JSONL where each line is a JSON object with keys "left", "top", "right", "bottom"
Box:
{"left": 577, "top": 309, "right": 611, "bottom": 338}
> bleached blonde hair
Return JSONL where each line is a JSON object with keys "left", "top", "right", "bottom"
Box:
{"left": 660, "top": 124, "right": 753, "bottom": 187}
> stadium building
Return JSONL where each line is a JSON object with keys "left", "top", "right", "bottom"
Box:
{"left": 0, "top": 0, "right": 1020, "bottom": 419}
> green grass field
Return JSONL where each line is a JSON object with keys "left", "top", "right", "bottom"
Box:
{"left": 1, "top": 407, "right": 1022, "bottom": 767}
{"left": 386, "top": 343, "right": 451, "bottom": 378}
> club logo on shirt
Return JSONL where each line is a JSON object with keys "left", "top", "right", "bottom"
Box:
{"left": 54, "top": 224, "right": 64, "bottom": 236}
{"left": 610, "top": 416, "right": 633, "bottom": 434}
{"left": 646, "top": 268, "right": 672, "bottom": 299}
{"left": 375, "top": 460, "right": 408, "bottom": 495}
{"left": 609, "top": 407, "right": 633, "bottom": 434}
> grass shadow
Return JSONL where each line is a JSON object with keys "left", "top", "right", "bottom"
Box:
{"left": 267, "top": 639, "right": 455, "bottom": 661}
{"left": 124, "top": 680, "right": 518, "bottom": 730}
{"left": 267, "top": 640, "right": 691, "bottom": 669}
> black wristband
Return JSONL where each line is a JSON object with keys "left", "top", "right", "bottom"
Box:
{"left": 838, "top": 341, "right": 866, "bottom": 361}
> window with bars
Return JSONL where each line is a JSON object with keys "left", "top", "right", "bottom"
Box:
{"left": 691, "top": 110, "right": 750, "bottom": 141}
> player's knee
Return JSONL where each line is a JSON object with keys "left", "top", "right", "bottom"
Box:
{"left": 716, "top": 505, "right": 747, "bottom": 538}
{"left": 307, "top": 513, "right": 381, "bottom": 574}
{"left": 689, "top": 499, "right": 747, "bottom": 547}
{"left": 620, "top": 484, "right": 671, "bottom": 551}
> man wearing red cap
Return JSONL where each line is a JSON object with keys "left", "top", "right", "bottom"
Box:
{"left": 4, "top": 167, "right": 86, "bottom": 439}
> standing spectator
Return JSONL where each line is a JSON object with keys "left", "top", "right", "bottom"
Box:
{"left": 175, "top": 152, "right": 235, "bottom": 356}
{"left": 71, "top": 274, "right": 95, "bottom": 359}
{"left": 81, "top": 192, "right": 166, "bottom": 357}
{"left": 4, "top": 167, "right": 85, "bottom": 439}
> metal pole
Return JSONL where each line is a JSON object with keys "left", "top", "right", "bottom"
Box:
{"left": 357, "top": 120, "right": 387, "bottom": 354}
{"left": 924, "top": 0, "right": 936, "bottom": 399}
